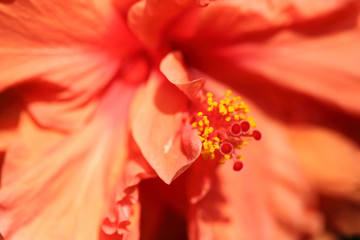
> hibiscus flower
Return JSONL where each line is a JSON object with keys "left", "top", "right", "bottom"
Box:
{"left": 1, "top": 1, "right": 360, "bottom": 240}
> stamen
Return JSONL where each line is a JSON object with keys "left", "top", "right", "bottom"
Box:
{"left": 191, "top": 89, "right": 262, "bottom": 172}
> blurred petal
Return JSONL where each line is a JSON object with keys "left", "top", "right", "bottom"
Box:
{"left": 225, "top": 29, "right": 360, "bottom": 115}
{"left": 0, "top": 0, "right": 141, "bottom": 131}
{"left": 172, "top": 0, "right": 352, "bottom": 43}
{"left": 0, "top": 81, "right": 136, "bottom": 240}
{"left": 132, "top": 72, "right": 202, "bottom": 184}
{"left": 290, "top": 126, "right": 360, "bottom": 234}
{"left": 183, "top": 24, "right": 360, "bottom": 117}
{"left": 175, "top": 1, "right": 360, "bottom": 115}
{"left": 128, "top": 0, "right": 204, "bottom": 48}
{"left": 290, "top": 126, "right": 360, "bottom": 200}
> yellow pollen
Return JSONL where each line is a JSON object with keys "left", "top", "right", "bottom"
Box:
{"left": 225, "top": 98, "right": 231, "bottom": 105}
{"left": 225, "top": 116, "right": 231, "bottom": 122}
{"left": 197, "top": 112, "right": 203, "bottom": 117}
{"left": 219, "top": 104, "right": 228, "bottom": 115}
{"left": 247, "top": 116, "right": 256, "bottom": 128}
{"left": 228, "top": 106, "right": 235, "bottom": 113}
{"left": 202, "top": 116, "right": 210, "bottom": 126}
{"left": 226, "top": 90, "right": 232, "bottom": 98}
{"left": 213, "top": 137, "right": 220, "bottom": 142}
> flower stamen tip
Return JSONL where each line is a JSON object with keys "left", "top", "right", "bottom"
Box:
{"left": 191, "top": 89, "right": 262, "bottom": 172}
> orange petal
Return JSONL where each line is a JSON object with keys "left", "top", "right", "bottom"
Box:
{"left": 132, "top": 72, "right": 202, "bottom": 184}
{"left": 160, "top": 51, "right": 205, "bottom": 102}
{"left": 0, "top": 81, "right": 136, "bottom": 240}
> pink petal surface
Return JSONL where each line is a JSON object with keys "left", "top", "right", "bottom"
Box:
{"left": 0, "top": 81, "right": 136, "bottom": 240}
{"left": 132, "top": 72, "right": 202, "bottom": 184}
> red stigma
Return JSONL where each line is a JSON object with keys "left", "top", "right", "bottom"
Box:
{"left": 252, "top": 130, "right": 262, "bottom": 140}
{"left": 233, "top": 161, "right": 243, "bottom": 171}
{"left": 240, "top": 120, "right": 250, "bottom": 133}
{"left": 220, "top": 142, "right": 233, "bottom": 155}
{"left": 230, "top": 123, "right": 241, "bottom": 136}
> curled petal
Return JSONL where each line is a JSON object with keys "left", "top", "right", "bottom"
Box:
{"left": 160, "top": 51, "right": 205, "bottom": 102}
{"left": 101, "top": 156, "right": 156, "bottom": 240}
{"left": 132, "top": 72, "right": 202, "bottom": 184}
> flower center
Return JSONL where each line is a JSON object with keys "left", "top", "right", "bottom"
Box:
{"left": 191, "top": 90, "right": 261, "bottom": 171}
